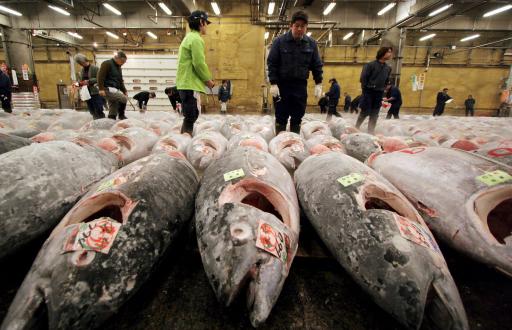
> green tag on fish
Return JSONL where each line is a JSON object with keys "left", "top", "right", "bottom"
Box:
{"left": 224, "top": 168, "right": 245, "bottom": 181}
{"left": 476, "top": 170, "right": 512, "bottom": 186}
{"left": 337, "top": 173, "right": 365, "bottom": 187}
{"left": 97, "top": 179, "right": 115, "bottom": 192}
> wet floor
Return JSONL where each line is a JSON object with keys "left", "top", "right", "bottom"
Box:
{"left": 1, "top": 220, "right": 511, "bottom": 330}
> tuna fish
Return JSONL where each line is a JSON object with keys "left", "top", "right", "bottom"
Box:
{"left": 186, "top": 131, "right": 228, "bottom": 171}
{"left": 268, "top": 132, "right": 309, "bottom": 171}
{"left": 151, "top": 133, "right": 191, "bottom": 159}
{"left": 196, "top": 147, "right": 300, "bottom": 327}
{"left": 474, "top": 140, "right": 512, "bottom": 166}
{"left": 111, "top": 118, "right": 147, "bottom": 131}
{"left": 220, "top": 116, "right": 248, "bottom": 139}
{"left": 79, "top": 118, "right": 116, "bottom": 131}
{"left": 295, "top": 152, "right": 468, "bottom": 329}
{"left": 328, "top": 117, "right": 348, "bottom": 139}
{"left": 305, "top": 134, "right": 344, "bottom": 155}
{"left": 368, "top": 147, "right": 512, "bottom": 276}
{"left": 1, "top": 153, "right": 198, "bottom": 329}
{"left": 31, "top": 130, "right": 80, "bottom": 143}
{"left": 193, "top": 119, "right": 222, "bottom": 136}
{"left": 0, "top": 141, "right": 119, "bottom": 259}
{"left": 340, "top": 133, "right": 382, "bottom": 162}
{"left": 0, "top": 133, "right": 31, "bottom": 154}
{"left": 300, "top": 120, "right": 331, "bottom": 140}
{"left": 97, "top": 127, "right": 159, "bottom": 165}
{"left": 227, "top": 132, "right": 269, "bottom": 152}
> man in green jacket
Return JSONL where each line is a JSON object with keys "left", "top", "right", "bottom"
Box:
{"left": 75, "top": 54, "right": 104, "bottom": 119}
{"left": 176, "top": 10, "right": 215, "bottom": 135}
{"left": 98, "top": 51, "right": 128, "bottom": 120}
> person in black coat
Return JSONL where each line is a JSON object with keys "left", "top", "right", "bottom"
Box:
{"left": 325, "top": 78, "right": 342, "bottom": 120}
{"left": 433, "top": 88, "right": 452, "bottom": 116}
{"left": 318, "top": 95, "right": 328, "bottom": 114}
{"left": 385, "top": 84, "right": 402, "bottom": 119}
{"left": 343, "top": 92, "right": 351, "bottom": 112}
{"left": 464, "top": 95, "right": 476, "bottom": 116}
{"left": 165, "top": 86, "right": 182, "bottom": 113}
{"left": 133, "top": 91, "right": 156, "bottom": 112}
{"left": 350, "top": 95, "right": 361, "bottom": 114}
{"left": 0, "top": 69, "right": 12, "bottom": 113}
{"left": 218, "top": 80, "right": 231, "bottom": 114}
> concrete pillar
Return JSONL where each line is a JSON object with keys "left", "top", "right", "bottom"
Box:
{"left": 1, "top": 27, "right": 36, "bottom": 92}
{"left": 380, "top": 27, "right": 406, "bottom": 87}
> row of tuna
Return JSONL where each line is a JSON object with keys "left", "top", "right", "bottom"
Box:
{"left": 0, "top": 109, "right": 511, "bottom": 330}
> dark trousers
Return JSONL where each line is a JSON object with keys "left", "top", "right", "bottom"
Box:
{"left": 1, "top": 94, "right": 11, "bottom": 113}
{"left": 433, "top": 104, "right": 445, "bottom": 116}
{"left": 350, "top": 106, "right": 358, "bottom": 114}
{"left": 86, "top": 94, "right": 105, "bottom": 119}
{"left": 355, "top": 89, "right": 383, "bottom": 135}
{"left": 179, "top": 90, "right": 199, "bottom": 135}
{"left": 326, "top": 99, "right": 342, "bottom": 120}
{"left": 344, "top": 104, "right": 350, "bottom": 112}
{"left": 320, "top": 105, "right": 327, "bottom": 114}
{"left": 275, "top": 81, "right": 307, "bottom": 132}
{"left": 386, "top": 103, "right": 401, "bottom": 119}
{"left": 465, "top": 108, "right": 474, "bottom": 116}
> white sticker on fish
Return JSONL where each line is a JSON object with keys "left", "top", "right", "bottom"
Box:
{"left": 224, "top": 168, "right": 245, "bottom": 181}
{"left": 394, "top": 214, "right": 441, "bottom": 253}
{"left": 63, "top": 218, "right": 121, "bottom": 254}
{"left": 476, "top": 170, "right": 512, "bottom": 186}
{"left": 255, "top": 219, "right": 290, "bottom": 264}
{"left": 337, "top": 173, "right": 365, "bottom": 187}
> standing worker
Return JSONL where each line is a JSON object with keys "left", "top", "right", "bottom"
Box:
{"left": 218, "top": 80, "right": 230, "bottom": 114}
{"left": 74, "top": 54, "right": 104, "bottom": 119}
{"left": 133, "top": 91, "right": 156, "bottom": 113}
{"left": 318, "top": 95, "right": 328, "bottom": 114}
{"left": 267, "top": 10, "right": 323, "bottom": 134}
{"left": 355, "top": 47, "right": 392, "bottom": 134}
{"left": 433, "top": 88, "right": 452, "bottom": 116}
{"left": 164, "top": 86, "right": 181, "bottom": 114}
{"left": 325, "top": 78, "right": 342, "bottom": 120}
{"left": 343, "top": 92, "right": 351, "bottom": 113}
{"left": 464, "top": 95, "right": 476, "bottom": 117}
{"left": 350, "top": 95, "right": 361, "bottom": 114}
{"left": 98, "top": 51, "right": 129, "bottom": 120}
{"left": 385, "top": 83, "right": 402, "bottom": 119}
{"left": 0, "top": 67, "right": 12, "bottom": 113}
{"left": 176, "top": 10, "right": 215, "bottom": 135}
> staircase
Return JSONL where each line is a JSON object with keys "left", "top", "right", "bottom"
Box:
{"left": 12, "top": 92, "right": 40, "bottom": 111}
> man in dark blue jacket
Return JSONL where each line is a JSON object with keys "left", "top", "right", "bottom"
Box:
{"left": 343, "top": 93, "right": 351, "bottom": 112}
{"left": 355, "top": 47, "right": 392, "bottom": 134}
{"left": 433, "top": 88, "right": 452, "bottom": 116}
{"left": 385, "top": 84, "right": 402, "bottom": 119}
{"left": 0, "top": 69, "right": 12, "bottom": 113}
{"left": 325, "top": 78, "right": 342, "bottom": 120}
{"left": 267, "top": 10, "right": 323, "bottom": 134}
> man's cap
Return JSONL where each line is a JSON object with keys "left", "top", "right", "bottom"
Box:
{"left": 189, "top": 10, "right": 211, "bottom": 24}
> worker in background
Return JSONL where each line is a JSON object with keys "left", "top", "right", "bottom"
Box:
{"left": 464, "top": 95, "right": 476, "bottom": 117}
{"left": 343, "top": 92, "right": 351, "bottom": 113}
{"left": 267, "top": 10, "right": 323, "bottom": 134}
{"left": 433, "top": 88, "right": 452, "bottom": 116}
{"left": 98, "top": 51, "right": 128, "bottom": 120}
{"left": 0, "top": 66, "right": 12, "bottom": 113}
{"left": 218, "top": 80, "right": 230, "bottom": 114}
{"left": 355, "top": 47, "right": 392, "bottom": 134}
{"left": 325, "top": 78, "right": 342, "bottom": 120}
{"left": 350, "top": 95, "right": 361, "bottom": 114}
{"left": 74, "top": 54, "right": 104, "bottom": 119}
{"left": 133, "top": 91, "right": 156, "bottom": 113}
{"left": 318, "top": 95, "right": 328, "bottom": 114}
{"left": 176, "top": 10, "right": 214, "bottom": 135}
{"left": 385, "top": 83, "right": 402, "bottom": 119}
{"left": 165, "top": 86, "right": 181, "bottom": 114}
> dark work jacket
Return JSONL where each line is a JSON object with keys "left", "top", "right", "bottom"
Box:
{"left": 435, "top": 92, "right": 452, "bottom": 111}
{"left": 97, "top": 59, "right": 127, "bottom": 93}
{"left": 326, "top": 82, "right": 341, "bottom": 101}
{"left": 134, "top": 91, "right": 150, "bottom": 106}
{"left": 165, "top": 86, "right": 181, "bottom": 110}
{"left": 344, "top": 95, "right": 351, "bottom": 105}
{"left": 360, "top": 60, "right": 391, "bottom": 92}
{"left": 218, "top": 85, "right": 230, "bottom": 102}
{"left": 318, "top": 96, "right": 328, "bottom": 107}
{"left": 267, "top": 31, "right": 323, "bottom": 85}
{"left": 351, "top": 95, "right": 362, "bottom": 109}
{"left": 464, "top": 98, "right": 475, "bottom": 110}
{"left": 0, "top": 71, "right": 12, "bottom": 96}
{"left": 387, "top": 86, "right": 402, "bottom": 106}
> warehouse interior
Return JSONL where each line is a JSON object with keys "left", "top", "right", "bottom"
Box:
{"left": 1, "top": 1, "right": 512, "bottom": 330}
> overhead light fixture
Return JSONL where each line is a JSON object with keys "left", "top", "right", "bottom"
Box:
{"left": 323, "top": 2, "right": 336, "bottom": 16}
{"left": 343, "top": 32, "right": 354, "bottom": 40}
{"left": 122, "top": 32, "right": 127, "bottom": 36}
{"left": 419, "top": 33, "right": 436, "bottom": 41}
{"left": 460, "top": 34, "right": 480, "bottom": 42}
{"left": 106, "top": 31, "right": 119, "bottom": 39}
{"left": 211, "top": 2, "right": 221, "bottom": 15}
{"left": 103, "top": 3, "right": 122, "bottom": 15}
{"left": 264, "top": 31, "right": 269, "bottom": 40}
{"left": 306, "top": 32, "right": 312, "bottom": 37}
{"left": 0, "top": 5, "right": 22, "bottom": 16}
{"left": 48, "top": 5, "right": 70, "bottom": 16}
{"left": 93, "top": 42, "right": 98, "bottom": 47}
{"left": 377, "top": 3, "right": 396, "bottom": 16}
{"left": 428, "top": 4, "right": 453, "bottom": 17}
{"left": 483, "top": 4, "right": 512, "bottom": 17}
{"left": 268, "top": 2, "right": 275, "bottom": 15}
{"left": 158, "top": 2, "right": 172, "bottom": 15}
{"left": 67, "top": 32, "right": 83, "bottom": 39}
{"left": 147, "top": 31, "right": 158, "bottom": 39}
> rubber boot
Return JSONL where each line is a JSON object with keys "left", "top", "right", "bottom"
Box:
{"left": 181, "top": 120, "right": 194, "bottom": 136}
{"left": 108, "top": 114, "right": 117, "bottom": 120}
{"left": 290, "top": 123, "right": 301, "bottom": 134}
{"left": 275, "top": 123, "right": 286, "bottom": 135}
{"left": 118, "top": 103, "right": 127, "bottom": 120}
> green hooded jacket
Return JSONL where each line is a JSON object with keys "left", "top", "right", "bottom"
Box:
{"left": 176, "top": 30, "right": 212, "bottom": 92}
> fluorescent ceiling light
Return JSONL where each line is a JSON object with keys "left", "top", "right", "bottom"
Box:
{"left": 306, "top": 32, "right": 312, "bottom": 37}
{"left": 48, "top": 5, "right": 70, "bottom": 16}
{"left": 106, "top": 31, "right": 119, "bottom": 39}
{"left": 378, "top": 3, "right": 396, "bottom": 16}
{"left": 158, "top": 2, "right": 172, "bottom": 15}
{"left": 268, "top": 2, "right": 275, "bottom": 15}
{"left": 103, "top": 3, "right": 122, "bottom": 16}
{"left": 323, "top": 2, "right": 336, "bottom": 15}
{"left": 264, "top": 31, "right": 269, "bottom": 40}
{"left": 67, "top": 32, "right": 83, "bottom": 39}
{"left": 460, "top": 34, "right": 480, "bottom": 42}
{"left": 419, "top": 33, "right": 436, "bottom": 41}
{"left": 483, "top": 4, "right": 512, "bottom": 17}
{"left": 428, "top": 4, "right": 453, "bottom": 17}
{"left": 343, "top": 32, "right": 354, "bottom": 40}
{"left": 0, "top": 5, "right": 22, "bottom": 16}
{"left": 147, "top": 31, "right": 158, "bottom": 39}
{"left": 211, "top": 2, "right": 221, "bottom": 15}
{"left": 93, "top": 42, "right": 98, "bottom": 47}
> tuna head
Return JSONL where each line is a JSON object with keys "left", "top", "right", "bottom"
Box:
{"left": 97, "top": 127, "right": 158, "bottom": 164}
{"left": 269, "top": 132, "right": 309, "bottom": 171}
